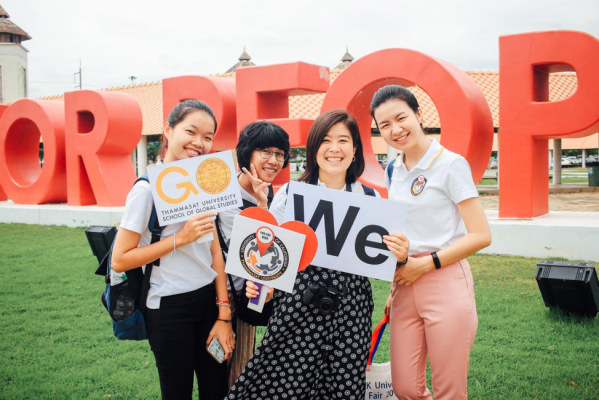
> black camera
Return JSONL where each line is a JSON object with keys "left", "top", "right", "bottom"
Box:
{"left": 302, "top": 281, "right": 348, "bottom": 315}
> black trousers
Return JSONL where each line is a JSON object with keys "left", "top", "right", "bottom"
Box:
{"left": 146, "top": 285, "right": 228, "bottom": 400}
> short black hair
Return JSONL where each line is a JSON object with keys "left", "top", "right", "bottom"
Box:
{"left": 299, "top": 110, "right": 365, "bottom": 185}
{"left": 236, "top": 121, "right": 291, "bottom": 170}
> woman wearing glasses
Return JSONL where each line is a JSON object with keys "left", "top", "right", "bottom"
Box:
{"left": 216, "top": 121, "right": 290, "bottom": 388}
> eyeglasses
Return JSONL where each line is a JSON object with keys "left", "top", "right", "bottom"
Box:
{"left": 256, "top": 148, "right": 288, "bottom": 163}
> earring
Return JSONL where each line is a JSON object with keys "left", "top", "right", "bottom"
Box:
{"left": 352, "top": 156, "right": 356, "bottom": 162}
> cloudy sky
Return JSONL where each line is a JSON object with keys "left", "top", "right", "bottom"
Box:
{"left": 6, "top": 0, "right": 599, "bottom": 98}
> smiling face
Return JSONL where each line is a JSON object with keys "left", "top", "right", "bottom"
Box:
{"left": 163, "top": 110, "right": 215, "bottom": 163}
{"left": 315, "top": 122, "right": 356, "bottom": 182}
{"left": 374, "top": 99, "right": 425, "bottom": 152}
{"left": 249, "top": 147, "right": 285, "bottom": 183}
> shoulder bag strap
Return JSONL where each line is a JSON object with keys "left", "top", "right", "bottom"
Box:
{"left": 139, "top": 200, "right": 164, "bottom": 316}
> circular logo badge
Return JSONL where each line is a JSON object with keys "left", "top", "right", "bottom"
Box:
{"left": 410, "top": 175, "right": 427, "bottom": 196}
{"left": 196, "top": 158, "right": 231, "bottom": 194}
{"left": 239, "top": 233, "right": 289, "bottom": 281}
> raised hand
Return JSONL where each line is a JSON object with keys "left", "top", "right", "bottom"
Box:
{"left": 242, "top": 164, "right": 270, "bottom": 207}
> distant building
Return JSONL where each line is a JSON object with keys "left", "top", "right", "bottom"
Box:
{"left": 0, "top": 4, "right": 31, "bottom": 103}
{"left": 226, "top": 47, "right": 255, "bottom": 73}
{"left": 36, "top": 48, "right": 597, "bottom": 172}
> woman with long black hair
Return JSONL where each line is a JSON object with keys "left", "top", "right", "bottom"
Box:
{"left": 112, "top": 100, "right": 234, "bottom": 400}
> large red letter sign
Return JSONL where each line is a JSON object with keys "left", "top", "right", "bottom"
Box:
{"left": 162, "top": 76, "right": 237, "bottom": 152}
{"left": 0, "top": 104, "right": 7, "bottom": 201}
{"left": 0, "top": 100, "right": 67, "bottom": 204}
{"left": 64, "top": 90, "right": 142, "bottom": 206}
{"left": 499, "top": 31, "right": 599, "bottom": 218}
{"left": 321, "top": 49, "right": 494, "bottom": 197}
{"left": 236, "top": 62, "right": 330, "bottom": 186}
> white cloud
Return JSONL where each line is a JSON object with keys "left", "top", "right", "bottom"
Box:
{"left": 4, "top": 0, "right": 598, "bottom": 98}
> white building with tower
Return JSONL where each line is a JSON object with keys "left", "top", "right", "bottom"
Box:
{"left": 0, "top": 4, "right": 30, "bottom": 103}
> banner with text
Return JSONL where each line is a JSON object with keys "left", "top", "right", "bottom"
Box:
{"left": 283, "top": 182, "right": 407, "bottom": 281}
{"left": 225, "top": 215, "right": 305, "bottom": 293}
{"left": 147, "top": 151, "right": 242, "bottom": 226}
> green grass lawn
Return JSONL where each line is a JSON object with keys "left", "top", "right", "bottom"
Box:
{"left": 1, "top": 224, "right": 598, "bottom": 399}
{"left": 478, "top": 168, "right": 593, "bottom": 186}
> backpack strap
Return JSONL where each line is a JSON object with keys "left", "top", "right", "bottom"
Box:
{"left": 133, "top": 174, "right": 165, "bottom": 316}
{"left": 360, "top": 183, "right": 376, "bottom": 197}
{"left": 386, "top": 158, "right": 397, "bottom": 181}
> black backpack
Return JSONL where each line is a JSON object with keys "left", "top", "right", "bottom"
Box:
{"left": 94, "top": 175, "right": 164, "bottom": 340}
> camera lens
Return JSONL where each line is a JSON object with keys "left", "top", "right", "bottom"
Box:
{"left": 319, "top": 297, "right": 336, "bottom": 315}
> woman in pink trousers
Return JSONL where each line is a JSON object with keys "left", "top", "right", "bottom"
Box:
{"left": 371, "top": 85, "right": 492, "bottom": 400}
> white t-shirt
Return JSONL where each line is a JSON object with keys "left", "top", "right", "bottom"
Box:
{"left": 217, "top": 180, "right": 259, "bottom": 292}
{"left": 385, "top": 139, "right": 479, "bottom": 256}
{"left": 119, "top": 180, "right": 217, "bottom": 309}
{"left": 270, "top": 180, "right": 381, "bottom": 225}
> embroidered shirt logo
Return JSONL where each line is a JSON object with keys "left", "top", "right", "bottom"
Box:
{"left": 410, "top": 175, "right": 427, "bottom": 196}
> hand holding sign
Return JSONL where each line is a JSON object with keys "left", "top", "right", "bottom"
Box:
{"left": 176, "top": 212, "right": 218, "bottom": 246}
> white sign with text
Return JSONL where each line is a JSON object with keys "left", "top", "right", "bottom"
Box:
{"left": 147, "top": 151, "right": 242, "bottom": 227}
{"left": 283, "top": 182, "right": 407, "bottom": 281}
{"left": 225, "top": 215, "right": 305, "bottom": 293}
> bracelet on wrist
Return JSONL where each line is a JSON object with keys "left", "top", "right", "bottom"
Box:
{"left": 396, "top": 257, "right": 408, "bottom": 268}
{"left": 431, "top": 252, "right": 442, "bottom": 269}
{"left": 217, "top": 303, "right": 231, "bottom": 307}
{"left": 217, "top": 318, "right": 232, "bottom": 323}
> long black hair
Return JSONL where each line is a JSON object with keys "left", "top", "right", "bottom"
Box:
{"left": 299, "top": 110, "right": 365, "bottom": 185}
{"left": 236, "top": 121, "right": 291, "bottom": 170}
{"left": 158, "top": 100, "right": 218, "bottom": 156}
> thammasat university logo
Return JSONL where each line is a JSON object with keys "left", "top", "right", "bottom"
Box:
{"left": 239, "top": 227, "right": 289, "bottom": 281}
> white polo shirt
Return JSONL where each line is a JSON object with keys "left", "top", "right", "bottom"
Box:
{"left": 120, "top": 179, "right": 217, "bottom": 309}
{"left": 270, "top": 180, "right": 381, "bottom": 225}
{"left": 385, "top": 139, "right": 478, "bottom": 256}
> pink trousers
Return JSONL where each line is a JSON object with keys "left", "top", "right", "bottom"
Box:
{"left": 390, "top": 258, "right": 478, "bottom": 400}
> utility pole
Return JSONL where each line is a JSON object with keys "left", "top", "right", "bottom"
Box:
{"left": 128, "top": 76, "right": 137, "bottom": 85}
{"left": 74, "top": 59, "right": 82, "bottom": 89}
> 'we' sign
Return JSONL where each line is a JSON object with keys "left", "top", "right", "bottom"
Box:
{"left": 284, "top": 182, "right": 407, "bottom": 281}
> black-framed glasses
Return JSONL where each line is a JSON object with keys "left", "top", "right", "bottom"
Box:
{"left": 256, "top": 148, "right": 288, "bottom": 162}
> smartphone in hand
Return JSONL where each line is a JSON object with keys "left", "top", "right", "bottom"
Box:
{"left": 207, "top": 337, "right": 226, "bottom": 363}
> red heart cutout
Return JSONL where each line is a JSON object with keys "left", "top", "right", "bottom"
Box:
{"left": 240, "top": 207, "right": 318, "bottom": 272}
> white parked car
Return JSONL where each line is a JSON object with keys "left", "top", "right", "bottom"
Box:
{"left": 561, "top": 158, "right": 572, "bottom": 166}
{"left": 487, "top": 159, "right": 498, "bottom": 169}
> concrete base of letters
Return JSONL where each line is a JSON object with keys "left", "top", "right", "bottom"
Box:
{"left": 0, "top": 201, "right": 597, "bottom": 262}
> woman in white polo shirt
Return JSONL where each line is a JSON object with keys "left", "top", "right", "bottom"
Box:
{"left": 111, "top": 100, "right": 234, "bottom": 400}
{"left": 370, "top": 85, "right": 492, "bottom": 400}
